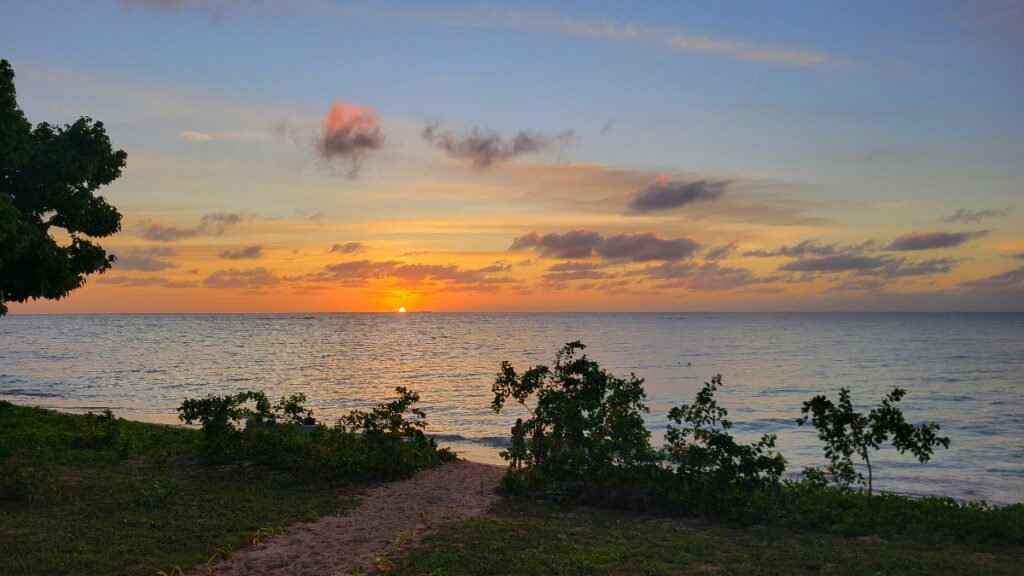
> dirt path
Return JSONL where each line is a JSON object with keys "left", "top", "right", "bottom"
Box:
{"left": 195, "top": 460, "right": 504, "bottom": 576}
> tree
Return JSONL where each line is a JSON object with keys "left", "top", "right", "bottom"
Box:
{"left": 491, "top": 341, "right": 657, "bottom": 482}
{"left": 797, "top": 387, "right": 950, "bottom": 495}
{"left": 0, "top": 59, "right": 125, "bottom": 315}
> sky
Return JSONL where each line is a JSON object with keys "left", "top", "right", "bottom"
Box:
{"left": 3, "top": 0, "right": 1023, "bottom": 312}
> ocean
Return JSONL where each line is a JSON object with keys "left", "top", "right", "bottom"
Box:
{"left": 1, "top": 312, "right": 1021, "bottom": 504}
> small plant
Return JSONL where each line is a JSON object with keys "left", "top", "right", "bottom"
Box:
{"left": 797, "top": 387, "right": 950, "bottom": 495}
{"left": 336, "top": 386, "right": 427, "bottom": 439}
{"left": 663, "top": 375, "right": 786, "bottom": 490}
{"left": 178, "top": 391, "right": 314, "bottom": 438}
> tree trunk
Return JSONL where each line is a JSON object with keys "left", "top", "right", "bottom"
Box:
{"left": 864, "top": 450, "right": 873, "bottom": 496}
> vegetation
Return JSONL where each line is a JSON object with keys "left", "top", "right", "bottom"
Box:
{"left": 393, "top": 500, "right": 1024, "bottom": 576}
{"left": 0, "top": 401, "right": 355, "bottom": 576}
{"left": 797, "top": 386, "right": 950, "bottom": 494}
{"left": 177, "top": 386, "right": 455, "bottom": 480}
{"left": 0, "top": 59, "right": 125, "bottom": 316}
{"left": 489, "top": 342, "right": 1020, "bottom": 544}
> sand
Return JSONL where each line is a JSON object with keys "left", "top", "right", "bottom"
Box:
{"left": 193, "top": 460, "right": 504, "bottom": 576}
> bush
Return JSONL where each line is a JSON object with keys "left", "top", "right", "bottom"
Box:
{"left": 177, "top": 388, "right": 453, "bottom": 481}
{"left": 491, "top": 341, "right": 658, "bottom": 493}
{"left": 661, "top": 374, "right": 786, "bottom": 512}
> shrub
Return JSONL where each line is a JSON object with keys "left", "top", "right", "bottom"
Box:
{"left": 661, "top": 374, "right": 786, "bottom": 511}
{"left": 491, "top": 341, "right": 658, "bottom": 490}
{"left": 177, "top": 387, "right": 453, "bottom": 481}
{"left": 797, "top": 387, "right": 950, "bottom": 494}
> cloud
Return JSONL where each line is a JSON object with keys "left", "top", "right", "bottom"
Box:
{"left": 543, "top": 262, "right": 614, "bottom": 282}
{"left": 97, "top": 275, "right": 195, "bottom": 288}
{"left": 218, "top": 245, "right": 263, "bottom": 260}
{"left": 627, "top": 176, "right": 727, "bottom": 213}
{"left": 203, "top": 267, "right": 280, "bottom": 288}
{"left": 310, "top": 260, "right": 517, "bottom": 292}
{"left": 1011, "top": 252, "right": 1024, "bottom": 260}
{"left": 940, "top": 207, "right": 1011, "bottom": 224}
{"left": 596, "top": 232, "right": 700, "bottom": 262}
{"left": 443, "top": 9, "right": 832, "bottom": 67}
{"left": 855, "top": 257, "right": 960, "bottom": 279}
{"left": 113, "top": 248, "right": 178, "bottom": 271}
{"left": 331, "top": 242, "right": 366, "bottom": 255}
{"left": 509, "top": 230, "right": 603, "bottom": 259}
{"left": 317, "top": 102, "right": 385, "bottom": 177}
{"left": 178, "top": 129, "right": 268, "bottom": 143}
{"left": 138, "top": 212, "right": 250, "bottom": 242}
{"left": 704, "top": 241, "right": 738, "bottom": 261}
{"left": 511, "top": 230, "right": 700, "bottom": 262}
{"left": 779, "top": 254, "right": 892, "bottom": 272}
{"left": 422, "top": 121, "right": 573, "bottom": 168}
{"left": 744, "top": 239, "right": 871, "bottom": 257}
{"left": 959, "top": 266, "right": 1024, "bottom": 291}
{"left": 638, "top": 262, "right": 778, "bottom": 291}
{"left": 886, "top": 230, "right": 989, "bottom": 251}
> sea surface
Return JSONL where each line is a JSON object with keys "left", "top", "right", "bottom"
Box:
{"left": 1, "top": 312, "right": 1022, "bottom": 504}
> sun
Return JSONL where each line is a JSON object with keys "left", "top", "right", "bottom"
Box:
{"left": 397, "top": 307, "right": 407, "bottom": 313}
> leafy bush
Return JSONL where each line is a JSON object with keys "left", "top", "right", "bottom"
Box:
{"left": 797, "top": 387, "right": 950, "bottom": 494}
{"left": 661, "top": 375, "right": 786, "bottom": 511}
{"left": 491, "top": 341, "right": 658, "bottom": 492}
{"left": 177, "top": 388, "right": 453, "bottom": 481}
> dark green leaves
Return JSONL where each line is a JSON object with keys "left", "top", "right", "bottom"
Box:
{"left": 0, "top": 60, "right": 125, "bottom": 315}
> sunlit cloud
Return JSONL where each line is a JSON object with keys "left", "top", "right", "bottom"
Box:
{"left": 203, "top": 267, "right": 280, "bottom": 288}
{"left": 97, "top": 275, "right": 196, "bottom": 289}
{"left": 113, "top": 248, "right": 179, "bottom": 271}
{"left": 316, "top": 102, "right": 385, "bottom": 177}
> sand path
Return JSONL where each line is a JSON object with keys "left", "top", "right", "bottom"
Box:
{"left": 194, "top": 460, "right": 503, "bottom": 576}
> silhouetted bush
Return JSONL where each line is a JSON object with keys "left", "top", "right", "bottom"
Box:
{"left": 177, "top": 388, "right": 454, "bottom": 481}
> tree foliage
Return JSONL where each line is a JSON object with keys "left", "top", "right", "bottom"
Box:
{"left": 664, "top": 374, "right": 786, "bottom": 490}
{"left": 491, "top": 341, "right": 657, "bottom": 485}
{"left": 0, "top": 59, "right": 125, "bottom": 315}
{"left": 797, "top": 387, "right": 950, "bottom": 494}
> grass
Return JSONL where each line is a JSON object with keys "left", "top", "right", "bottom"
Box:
{"left": 0, "top": 401, "right": 356, "bottom": 576}
{"left": 394, "top": 500, "right": 1024, "bottom": 576}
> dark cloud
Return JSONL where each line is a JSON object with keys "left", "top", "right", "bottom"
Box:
{"left": 542, "top": 262, "right": 614, "bottom": 282}
{"left": 959, "top": 266, "right": 1024, "bottom": 291}
{"left": 779, "top": 254, "right": 892, "bottom": 272}
{"left": 422, "top": 121, "right": 573, "bottom": 168}
{"left": 704, "top": 241, "right": 738, "bottom": 261}
{"left": 886, "top": 230, "right": 989, "bottom": 251}
{"left": 97, "top": 275, "right": 195, "bottom": 289}
{"left": 138, "top": 212, "right": 249, "bottom": 242}
{"left": 746, "top": 239, "right": 856, "bottom": 257}
{"left": 510, "top": 230, "right": 699, "bottom": 262}
{"left": 627, "top": 177, "right": 727, "bottom": 213}
{"left": 331, "top": 242, "right": 366, "bottom": 255}
{"left": 203, "top": 268, "right": 280, "bottom": 289}
{"left": 855, "top": 257, "right": 959, "bottom": 279}
{"left": 317, "top": 103, "right": 385, "bottom": 177}
{"left": 547, "top": 262, "right": 608, "bottom": 272}
{"left": 1011, "top": 252, "right": 1024, "bottom": 260}
{"left": 113, "top": 248, "right": 178, "bottom": 271}
{"left": 596, "top": 232, "right": 700, "bottom": 262}
{"left": 940, "top": 207, "right": 1011, "bottom": 224}
{"left": 509, "top": 230, "right": 603, "bottom": 259}
{"left": 219, "top": 245, "right": 263, "bottom": 260}
{"left": 638, "top": 262, "right": 778, "bottom": 291}
{"left": 310, "top": 260, "right": 517, "bottom": 292}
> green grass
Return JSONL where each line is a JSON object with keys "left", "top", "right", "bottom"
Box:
{"left": 394, "top": 500, "right": 1024, "bottom": 576}
{"left": 0, "top": 402, "right": 356, "bottom": 576}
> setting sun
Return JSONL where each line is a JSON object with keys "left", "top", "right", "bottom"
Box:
{"left": 397, "top": 307, "right": 407, "bottom": 313}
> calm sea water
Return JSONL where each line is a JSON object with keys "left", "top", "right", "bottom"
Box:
{"left": 1, "top": 313, "right": 1021, "bottom": 504}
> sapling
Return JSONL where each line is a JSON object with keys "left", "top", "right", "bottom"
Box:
{"left": 797, "top": 387, "right": 949, "bottom": 495}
